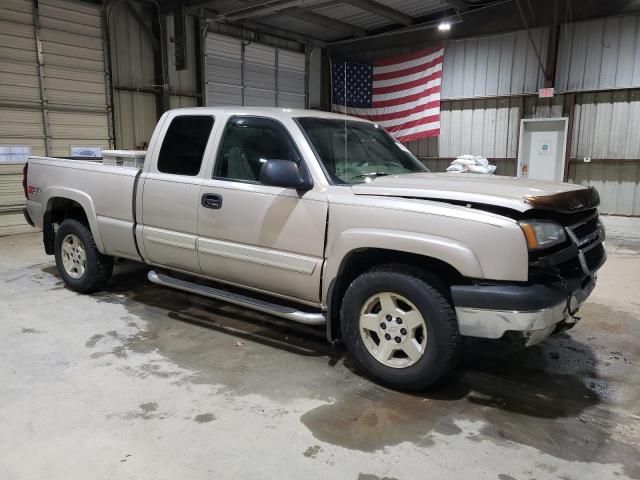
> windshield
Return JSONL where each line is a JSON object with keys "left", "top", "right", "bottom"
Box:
{"left": 296, "top": 117, "right": 428, "bottom": 184}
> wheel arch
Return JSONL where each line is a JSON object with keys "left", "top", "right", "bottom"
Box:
{"left": 43, "top": 188, "right": 104, "bottom": 254}
{"left": 323, "top": 228, "right": 483, "bottom": 342}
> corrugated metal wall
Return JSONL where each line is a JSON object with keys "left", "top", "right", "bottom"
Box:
{"left": 397, "top": 27, "right": 548, "bottom": 178}
{"left": 441, "top": 28, "right": 548, "bottom": 99}
{"left": 556, "top": 15, "right": 640, "bottom": 92}
{"left": 205, "top": 32, "right": 306, "bottom": 108}
{"left": 0, "top": 0, "right": 112, "bottom": 235}
{"left": 109, "top": 8, "right": 200, "bottom": 149}
{"left": 0, "top": 0, "right": 46, "bottom": 158}
{"left": 568, "top": 89, "right": 640, "bottom": 215}
{"left": 39, "top": 0, "right": 112, "bottom": 156}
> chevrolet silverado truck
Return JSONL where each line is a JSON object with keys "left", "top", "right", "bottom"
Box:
{"left": 23, "top": 107, "right": 606, "bottom": 391}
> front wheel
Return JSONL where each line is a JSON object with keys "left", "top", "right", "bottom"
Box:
{"left": 340, "top": 267, "right": 461, "bottom": 391}
{"left": 54, "top": 219, "right": 113, "bottom": 293}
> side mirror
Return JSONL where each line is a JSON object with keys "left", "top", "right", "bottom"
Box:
{"left": 260, "top": 159, "right": 313, "bottom": 191}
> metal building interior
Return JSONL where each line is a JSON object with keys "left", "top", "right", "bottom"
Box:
{"left": 1, "top": 0, "right": 640, "bottom": 478}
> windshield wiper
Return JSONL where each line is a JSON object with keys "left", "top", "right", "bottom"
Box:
{"left": 354, "top": 172, "right": 391, "bottom": 179}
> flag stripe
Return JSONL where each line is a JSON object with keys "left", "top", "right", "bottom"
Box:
{"left": 397, "top": 128, "right": 440, "bottom": 142}
{"left": 372, "top": 69, "right": 442, "bottom": 95}
{"left": 373, "top": 49, "right": 444, "bottom": 76}
{"left": 332, "top": 93, "right": 440, "bottom": 117}
{"left": 332, "top": 100, "right": 440, "bottom": 122}
{"left": 384, "top": 114, "right": 441, "bottom": 133}
{"left": 393, "top": 121, "right": 441, "bottom": 140}
{"left": 372, "top": 84, "right": 441, "bottom": 107}
{"left": 373, "top": 63, "right": 442, "bottom": 88}
{"left": 373, "top": 56, "right": 444, "bottom": 82}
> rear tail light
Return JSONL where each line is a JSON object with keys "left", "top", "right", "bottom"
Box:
{"left": 22, "top": 163, "right": 28, "bottom": 198}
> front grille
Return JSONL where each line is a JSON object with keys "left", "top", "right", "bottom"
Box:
{"left": 583, "top": 242, "right": 606, "bottom": 272}
{"left": 529, "top": 210, "right": 606, "bottom": 280}
{"left": 567, "top": 212, "right": 601, "bottom": 248}
{"left": 571, "top": 215, "right": 598, "bottom": 241}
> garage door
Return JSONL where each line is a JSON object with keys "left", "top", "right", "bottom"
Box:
{"left": 205, "top": 33, "right": 306, "bottom": 109}
{"left": 0, "top": 0, "right": 112, "bottom": 236}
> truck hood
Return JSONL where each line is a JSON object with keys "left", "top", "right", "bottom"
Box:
{"left": 351, "top": 172, "right": 599, "bottom": 213}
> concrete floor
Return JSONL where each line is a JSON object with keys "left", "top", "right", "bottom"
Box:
{"left": 1, "top": 217, "right": 639, "bottom": 480}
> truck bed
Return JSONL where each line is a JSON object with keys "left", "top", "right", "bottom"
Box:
{"left": 26, "top": 156, "right": 141, "bottom": 260}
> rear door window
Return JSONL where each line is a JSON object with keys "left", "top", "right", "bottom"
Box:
{"left": 157, "top": 115, "right": 214, "bottom": 176}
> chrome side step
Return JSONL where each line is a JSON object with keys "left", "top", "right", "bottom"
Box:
{"left": 147, "top": 270, "right": 326, "bottom": 326}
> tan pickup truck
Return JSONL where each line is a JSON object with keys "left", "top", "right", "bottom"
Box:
{"left": 23, "top": 107, "right": 605, "bottom": 390}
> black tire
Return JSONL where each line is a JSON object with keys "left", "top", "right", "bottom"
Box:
{"left": 54, "top": 219, "right": 113, "bottom": 293}
{"left": 340, "top": 266, "right": 461, "bottom": 391}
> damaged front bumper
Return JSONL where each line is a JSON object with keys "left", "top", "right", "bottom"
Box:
{"left": 451, "top": 276, "right": 597, "bottom": 346}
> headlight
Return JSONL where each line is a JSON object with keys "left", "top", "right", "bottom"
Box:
{"left": 519, "top": 221, "right": 567, "bottom": 250}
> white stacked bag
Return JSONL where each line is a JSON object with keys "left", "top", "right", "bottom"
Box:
{"left": 446, "top": 155, "right": 497, "bottom": 174}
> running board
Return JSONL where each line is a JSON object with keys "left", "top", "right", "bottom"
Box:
{"left": 147, "top": 270, "right": 326, "bottom": 326}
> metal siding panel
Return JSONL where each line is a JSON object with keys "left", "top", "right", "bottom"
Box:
{"left": 48, "top": 111, "right": 108, "bottom": 140}
{"left": 511, "top": 30, "right": 528, "bottom": 94}
{"left": 599, "top": 17, "right": 621, "bottom": 90}
{"left": 451, "top": 40, "right": 465, "bottom": 98}
{"left": 470, "top": 100, "right": 484, "bottom": 155}
{"left": 244, "top": 87, "right": 275, "bottom": 107}
{"left": 166, "top": 15, "right": 198, "bottom": 94}
{"left": 633, "top": 18, "right": 640, "bottom": 86}
{"left": 497, "top": 33, "right": 514, "bottom": 95}
{"left": 38, "top": 0, "right": 110, "bottom": 154}
{"left": 109, "top": 4, "right": 155, "bottom": 87}
{"left": 624, "top": 91, "right": 640, "bottom": 158}
{"left": 592, "top": 91, "right": 613, "bottom": 158}
{"left": 169, "top": 95, "right": 198, "bottom": 109}
{"left": 245, "top": 63, "right": 276, "bottom": 90}
{"left": 616, "top": 16, "right": 637, "bottom": 87}
{"left": 278, "top": 69, "right": 305, "bottom": 95}
{"left": 494, "top": 98, "right": 510, "bottom": 158}
{"left": 600, "top": 162, "right": 620, "bottom": 214}
{"left": 0, "top": 108, "right": 44, "bottom": 139}
{"left": 114, "top": 90, "right": 156, "bottom": 149}
{"left": 0, "top": 62, "right": 40, "bottom": 104}
{"left": 473, "top": 37, "right": 489, "bottom": 97}
{"left": 608, "top": 91, "right": 629, "bottom": 159}
{"left": 570, "top": 21, "right": 591, "bottom": 91}
{"left": 206, "top": 33, "right": 242, "bottom": 106}
{"left": 555, "top": 23, "right": 573, "bottom": 92}
{"left": 278, "top": 92, "right": 305, "bottom": 109}
{"left": 616, "top": 161, "right": 638, "bottom": 215}
{"left": 558, "top": 15, "right": 640, "bottom": 92}
{"left": 461, "top": 39, "right": 476, "bottom": 98}
{"left": 507, "top": 99, "right": 520, "bottom": 158}
{"left": 277, "top": 49, "right": 305, "bottom": 96}
{"left": 484, "top": 35, "right": 501, "bottom": 97}
{"left": 0, "top": 0, "right": 33, "bottom": 25}
{"left": 440, "top": 40, "right": 454, "bottom": 99}
{"left": 460, "top": 100, "right": 473, "bottom": 154}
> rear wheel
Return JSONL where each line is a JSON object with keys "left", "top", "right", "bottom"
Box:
{"left": 54, "top": 219, "right": 113, "bottom": 293}
{"left": 341, "top": 267, "right": 461, "bottom": 391}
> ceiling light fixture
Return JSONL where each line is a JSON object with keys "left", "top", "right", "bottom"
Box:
{"left": 438, "top": 20, "right": 451, "bottom": 31}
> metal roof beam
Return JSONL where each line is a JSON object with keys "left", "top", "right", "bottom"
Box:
{"left": 236, "top": 18, "right": 328, "bottom": 46}
{"left": 284, "top": 8, "right": 367, "bottom": 36}
{"left": 215, "top": 0, "right": 335, "bottom": 22}
{"left": 349, "top": 0, "right": 415, "bottom": 26}
{"left": 446, "top": 0, "right": 469, "bottom": 11}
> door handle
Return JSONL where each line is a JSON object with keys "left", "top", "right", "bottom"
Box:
{"left": 201, "top": 193, "right": 223, "bottom": 209}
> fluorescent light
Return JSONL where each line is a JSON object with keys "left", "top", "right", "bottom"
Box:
{"left": 438, "top": 21, "right": 451, "bottom": 31}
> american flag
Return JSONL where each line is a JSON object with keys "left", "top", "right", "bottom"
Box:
{"left": 331, "top": 45, "right": 444, "bottom": 142}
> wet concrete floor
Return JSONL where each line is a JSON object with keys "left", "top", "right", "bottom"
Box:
{"left": 1, "top": 219, "right": 639, "bottom": 479}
